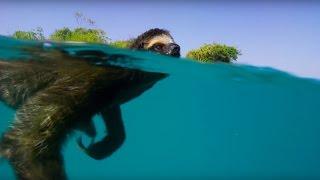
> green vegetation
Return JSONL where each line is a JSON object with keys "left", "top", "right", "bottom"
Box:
{"left": 11, "top": 28, "right": 241, "bottom": 61}
{"left": 50, "top": 27, "right": 108, "bottom": 43}
{"left": 186, "top": 44, "right": 241, "bottom": 63}
{"left": 10, "top": 12, "right": 241, "bottom": 61}
{"left": 10, "top": 11, "right": 241, "bottom": 61}
{"left": 12, "top": 27, "right": 45, "bottom": 41}
{"left": 109, "top": 40, "right": 132, "bottom": 49}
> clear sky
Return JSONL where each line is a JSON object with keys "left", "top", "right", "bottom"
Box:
{"left": 1, "top": 1, "right": 319, "bottom": 79}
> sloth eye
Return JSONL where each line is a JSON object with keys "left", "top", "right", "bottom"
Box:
{"left": 152, "top": 44, "right": 164, "bottom": 51}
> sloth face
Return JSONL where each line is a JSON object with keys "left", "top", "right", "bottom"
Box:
{"left": 145, "top": 35, "right": 180, "bottom": 57}
{"left": 148, "top": 42, "right": 180, "bottom": 57}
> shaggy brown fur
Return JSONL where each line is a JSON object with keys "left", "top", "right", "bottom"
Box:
{"left": 0, "top": 48, "right": 167, "bottom": 179}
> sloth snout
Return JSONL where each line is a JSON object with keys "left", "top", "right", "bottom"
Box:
{"left": 169, "top": 43, "right": 180, "bottom": 52}
{"left": 168, "top": 43, "right": 180, "bottom": 57}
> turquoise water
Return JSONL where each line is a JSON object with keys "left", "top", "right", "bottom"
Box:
{"left": 1, "top": 36, "right": 320, "bottom": 179}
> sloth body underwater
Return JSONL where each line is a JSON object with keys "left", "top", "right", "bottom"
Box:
{"left": 0, "top": 48, "right": 167, "bottom": 179}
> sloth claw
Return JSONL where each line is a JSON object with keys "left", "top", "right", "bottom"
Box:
{"left": 76, "top": 136, "right": 88, "bottom": 153}
{"left": 76, "top": 136, "right": 94, "bottom": 154}
{"left": 77, "top": 136, "right": 102, "bottom": 159}
{"left": 76, "top": 135, "right": 114, "bottom": 160}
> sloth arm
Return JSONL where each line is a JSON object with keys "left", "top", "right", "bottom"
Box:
{"left": 77, "top": 105, "right": 126, "bottom": 160}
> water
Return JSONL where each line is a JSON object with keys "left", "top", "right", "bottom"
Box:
{"left": 1, "top": 36, "right": 320, "bottom": 179}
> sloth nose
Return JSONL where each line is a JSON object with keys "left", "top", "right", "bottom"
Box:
{"left": 170, "top": 43, "right": 180, "bottom": 53}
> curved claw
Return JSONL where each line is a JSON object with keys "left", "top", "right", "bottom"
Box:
{"left": 76, "top": 136, "right": 90, "bottom": 154}
{"left": 76, "top": 135, "right": 124, "bottom": 160}
{"left": 77, "top": 136, "right": 95, "bottom": 150}
{"left": 77, "top": 136, "right": 104, "bottom": 160}
{"left": 77, "top": 106, "right": 126, "bottom": 160}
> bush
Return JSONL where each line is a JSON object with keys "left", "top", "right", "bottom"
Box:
{"left": 49, "top": 27, "right": 108, "bottom": 43}
{"left": 186, "top": 43, "right": 241, "bottom": 63}
{"left": 109, "top": 40, "right": 133, "bottom": 49}
{"left": 12, "top": 27, "right": 45, "bottom": 41}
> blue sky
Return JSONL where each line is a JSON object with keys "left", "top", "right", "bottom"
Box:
{"left": 0, "top": 1, "right": 319, "bottom": 78}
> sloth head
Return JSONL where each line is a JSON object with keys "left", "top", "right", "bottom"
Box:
{"left": 130, "top": 28, "right": 180, "bottom": 57}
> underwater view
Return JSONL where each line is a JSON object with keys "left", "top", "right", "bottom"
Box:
{"left": 1, "top": 36, "right": 320, "bottom": 179}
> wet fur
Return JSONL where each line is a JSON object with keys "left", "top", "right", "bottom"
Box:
{"left": 0, "top": 49, "right": 166, "bottom": 179}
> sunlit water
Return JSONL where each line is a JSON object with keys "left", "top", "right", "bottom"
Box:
{"left": 1, "top": 36, "right": 320, "bottom": 179}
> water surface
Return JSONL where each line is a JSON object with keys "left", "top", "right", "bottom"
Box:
{"left": 1, "top": 36, "right": 320, "bottom": 179}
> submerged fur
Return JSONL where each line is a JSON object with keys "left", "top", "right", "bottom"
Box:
{"left": 0, "top": 49, "right": 167, "bottom": 179}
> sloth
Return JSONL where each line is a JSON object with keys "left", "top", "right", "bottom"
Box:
{"left": 0, "top": 47, "right": 167, "bottom": 179}
{"left": 130, "top": 28, "right": 181, "bottom": 57}
{"left": 71, "top": 28, "right": 180, "bottom": 160}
